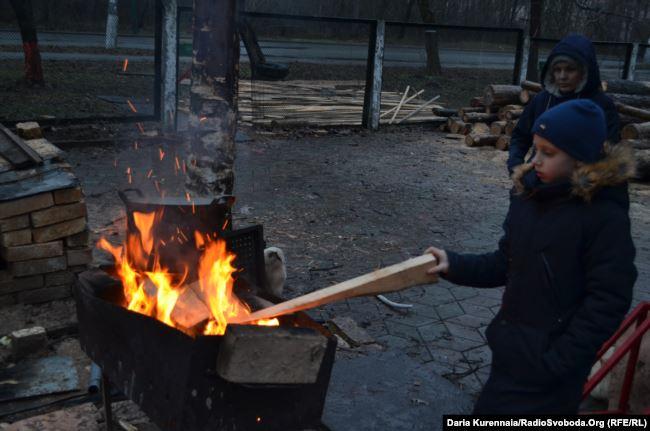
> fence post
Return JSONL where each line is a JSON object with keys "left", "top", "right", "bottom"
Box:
{"left": 105, "top": 0, "right": 119, "bottom": 48}
{"left": 513, "top": 29, "right": 528, "bottom": 85}
{"left": 623, "top": 43, "right": 639, "bottom": 81}
{"left": 362, "top": 19, "right": 385, "bottom": 130}
{"left": 161, "top": 0, "right": 178, "bottom": 131}
{"left": 424, "top": 30, "right": 441, "bottom": 75}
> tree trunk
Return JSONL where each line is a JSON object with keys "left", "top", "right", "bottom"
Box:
{"left": 185, "top": 0, "right": 240, "bottom": 198}
{"left": 496, "top": 135, "right": 511, "bottom": 151}
{"left": 424, "top": 30, "right": 442, "bottom": 75}
{"left": 484, "top": 84, "right": 522, "bottom": 106}
{"left": 417, "top": 0, "right": 441, "bottom": 77}
{"left": 9, "top": 0, "right": 43, "bottom": 85}
{"left": 622, "top": 122, "right": 650, "bottom": 140}
{"left": 602, "top": 80, "right": 650, "bottom": 96}
{"left": 609, "top": 94, "right": 650, "bottom": 110}
{"left": 616, "top": 103, "right": 650, "bottom": 122}
{"left": 526, "top": 0, "right": 543, "bottom": 82}
{"left": 465, "top": 133, "right": 500, "bottom": 147}
{"left": 105, "top": 0, "right": 119, "bottom": 48}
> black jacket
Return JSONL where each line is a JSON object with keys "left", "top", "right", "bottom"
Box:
{"left": 507, "top": 34, "right": 620, "bottom": 175}
{"left": 443, "top": 143, "right": 637, "bottom": 389}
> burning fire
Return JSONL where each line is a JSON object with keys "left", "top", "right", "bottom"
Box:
{"left": 98, "top": 210, "right": 278, "bottom": 335}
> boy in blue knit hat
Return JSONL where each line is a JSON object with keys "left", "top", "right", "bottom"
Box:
{"left": 425, "top": 99, "right": 637, "bottom": 414}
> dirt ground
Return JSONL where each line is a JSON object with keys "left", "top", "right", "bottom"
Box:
{"left": 2, "top": 122, "right": 650, "bottom": 427}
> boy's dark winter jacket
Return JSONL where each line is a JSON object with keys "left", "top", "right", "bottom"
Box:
{"left": 507, "top": 34, "right": 620, "bottom": 174}
{"left": 443, "top": 143, "right": 637, "bottom": 411}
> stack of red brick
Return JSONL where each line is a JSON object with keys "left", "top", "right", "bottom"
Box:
{"left": 0, "top": 123, "right": 91, "bottom": 306}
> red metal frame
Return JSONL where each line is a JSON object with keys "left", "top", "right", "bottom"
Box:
{"left": 580, "top": 301, "right": 649, "bottom": 414}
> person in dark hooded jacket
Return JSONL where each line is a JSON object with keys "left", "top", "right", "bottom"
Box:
{"left": 507, "top": 34, "right": 620, "bottom": 176}
{"left": 425, "top": 99, "right": 637, "bottom": 414}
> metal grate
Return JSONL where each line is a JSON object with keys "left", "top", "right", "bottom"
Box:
{"left": 223, "top": 224, "right": 267, "bottom": 291}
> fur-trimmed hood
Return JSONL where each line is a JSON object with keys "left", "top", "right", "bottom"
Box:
{"left": 511, "top": 142, "right": 636, "bottom": 205}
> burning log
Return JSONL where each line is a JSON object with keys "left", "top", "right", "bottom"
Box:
{"left": 465, "top": 133, "right": 500, "bottom": 148}
{"left": 462, "top": 112, "right": 499, "bottom": 123}
{"left": 622, "top": 122, "right": 650, "bottom": 140}
{"left": 231, "top": 254, "right": 438, "bottom": 324}
{"left": 484, "top": 84, "right": 521, "bottom": 107}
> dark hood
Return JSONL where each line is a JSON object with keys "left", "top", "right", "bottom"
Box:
{"left": 511, "top": 142, "right": 635, "bottom": 209}
{"left": 541, "top": 34, "right": 602, "bottom": 98}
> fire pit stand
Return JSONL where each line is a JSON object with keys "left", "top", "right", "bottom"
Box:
{"left": 75, "top": 225, "right": 337, "bottom": 431}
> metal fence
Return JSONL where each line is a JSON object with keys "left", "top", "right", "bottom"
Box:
{"left": 0, "top": 0, "right": 162, "bottom": 125}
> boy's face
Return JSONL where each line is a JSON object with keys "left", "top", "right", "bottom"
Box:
{"left": 552, "top": 60, "right": 584, "bottom": 94}
{"left": 531, "top": 135, "right": 577, "bottom": 184}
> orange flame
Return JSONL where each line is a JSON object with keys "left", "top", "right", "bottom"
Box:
{"left": 123, "top": 58, "right": 129, "bottom": 72}
{"left": 97, "top": 209, "right": 278, "bottom": 336}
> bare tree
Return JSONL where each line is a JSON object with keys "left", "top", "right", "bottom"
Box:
{"left": 9, "top": 0, "right": 43, "bottom": 85}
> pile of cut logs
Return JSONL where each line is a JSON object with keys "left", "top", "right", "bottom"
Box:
{"left": 436, "top": 79, "right": 650, "bottom": 182}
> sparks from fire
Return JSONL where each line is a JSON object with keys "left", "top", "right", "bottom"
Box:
{"left": 159, "top": 148, "right": 165, "bottom": 161}
{"left": 122, "top": 58, "right": 129, "bottom": 72}
{"left": 127, "top": 100, "right": 138, "bottom": 113}
{"left": 98, "top": 210, "right": 278, "bottom": 335}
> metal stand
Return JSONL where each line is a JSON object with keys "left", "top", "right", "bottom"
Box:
{"left": 101, "top": 373, "right": 114, "bottom": 431}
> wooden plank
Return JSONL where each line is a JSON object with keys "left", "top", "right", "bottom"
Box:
{"left": 0, "top": 125, "right": 43, "bottom": 169}
{"left": 231, "top": 254, "right": 438, "bottom": 323}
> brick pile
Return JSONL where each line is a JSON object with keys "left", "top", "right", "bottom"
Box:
{"left": 0, "top": 122, "right": 91, "bottom": 307}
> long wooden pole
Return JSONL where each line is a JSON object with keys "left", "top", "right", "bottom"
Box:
{"left": 231, "top": 254, "right": 438, "bottom": 323}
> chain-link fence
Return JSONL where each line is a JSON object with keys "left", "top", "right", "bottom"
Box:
{"left": 0, "top": 0, "right": 161, "bottom": 123}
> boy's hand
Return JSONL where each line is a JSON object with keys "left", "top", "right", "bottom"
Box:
{"left": 424, "top": 247, "right": 449, "bottom": 275}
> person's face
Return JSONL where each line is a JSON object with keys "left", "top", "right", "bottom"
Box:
{"left": 531, "top": 135, "right": 577, "bottom": 184}
{"left": 552, "top": 60, "right": 583, "bottom": 93}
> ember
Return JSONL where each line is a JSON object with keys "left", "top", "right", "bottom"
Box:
{"left": 97, "top": 209, "right": 278, "bottom": 335}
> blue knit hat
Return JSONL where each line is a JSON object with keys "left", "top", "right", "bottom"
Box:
{"left": 532, "top": 99, "right": 607, "bottom": 163}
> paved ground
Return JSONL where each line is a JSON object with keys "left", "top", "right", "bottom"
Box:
{"left": 55, "top": 123, "right": 650, "bottom": 403}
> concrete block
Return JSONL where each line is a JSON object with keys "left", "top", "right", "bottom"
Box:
{"left": 66, "top": 248, "right": 92, "bottom": 266}
{"left": 1, "top": 229, "right": 32, "bottom": 247}
{"left": 32, "top": 217, "right": 86, "bottom": 243}
{"left": 53, "top": 187, "right": 84, "bottom": 205}
{"left": 1, "top": 241, "right": 63, "bottom": 262}
{"left": 44, "top": 270, "right": 74, "bottom": 287}
{"left": 65, "top": 229, "right": 90, "bottom": 248}
{"left": 16, "top": 284, "right": 71, "bottom": 304}
{"left": 11, "top": 256, "right": 67, "bottom": 277}
{"left": 15, "top": 122, "right": 43, "bottom": 140}
{"left": 10, "top": 326, "right": 47, "bottom": 358}
{"left": 0, "top": 215, "right": 30, "bottom": 232}
{"left": 217, "top": 325, "right": 328, "bottom": 384}
{"left": 30, "top": 202, "right": 86, "bottom": 228}
{"left": 0, "top": 274, "right": 44, "bottom": 294}
{"left": 0, "top": 193, "right": 53, "bottom": 218}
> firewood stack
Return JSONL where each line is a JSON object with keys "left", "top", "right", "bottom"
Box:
{"left": 0, "top": 122, "right": 91, "bottom": 307}
{"left": 436, "top": 79, "right": 650, "bottom": 183}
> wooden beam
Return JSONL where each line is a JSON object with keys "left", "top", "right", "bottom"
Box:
{"left": 231, "top": 254, "right": 438, "bottom": 323}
